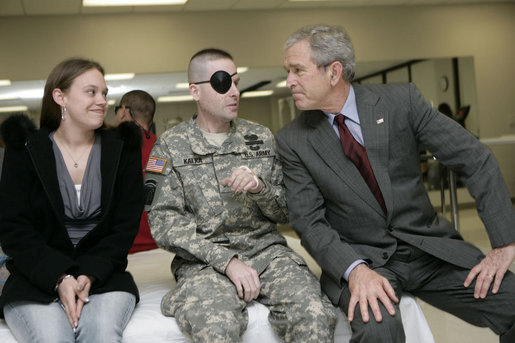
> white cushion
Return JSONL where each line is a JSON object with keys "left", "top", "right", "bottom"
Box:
{"left": 0, "top": 248, "right": 434, "bottom": 343}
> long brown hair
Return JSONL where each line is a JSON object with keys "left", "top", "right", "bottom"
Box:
{"left": 40, "top": 58, "right": 105, "bottom": 131}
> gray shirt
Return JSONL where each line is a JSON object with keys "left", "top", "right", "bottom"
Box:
{"left": 50, "top": 133, "right": 102, "bottom": 246}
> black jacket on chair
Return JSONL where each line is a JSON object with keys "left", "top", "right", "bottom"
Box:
{"left": 0, "top": 115, "right": 144, "bottom": 317}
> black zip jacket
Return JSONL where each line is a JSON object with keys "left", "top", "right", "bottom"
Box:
{"left": 0, "top": 115, "right": 143, "bottom": 316}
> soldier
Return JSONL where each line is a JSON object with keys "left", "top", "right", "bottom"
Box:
{"left": 144, "top": 48, "right": 336, "bottom": 342}
{"left": 113, "top": 90, "right": 159, "bottom": 253}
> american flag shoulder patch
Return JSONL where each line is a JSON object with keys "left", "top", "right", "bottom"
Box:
{"left": 146, "top": 157, "right": 167, "bottom": 174}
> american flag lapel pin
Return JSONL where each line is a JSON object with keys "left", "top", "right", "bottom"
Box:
{"left": 376, "top": 118, "right": 384, "bottom": 124}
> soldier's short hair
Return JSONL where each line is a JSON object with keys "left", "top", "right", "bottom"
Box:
{"left": 188, "top": 48, "right": 233, "bottom": 83}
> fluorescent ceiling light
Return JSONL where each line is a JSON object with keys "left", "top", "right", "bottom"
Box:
{"left": 108, "top": 99, "right": 116, "bottom": 105}
{"left": 0, "top": 105, "right": 28, "bottom": 113}
{"left": 0, "top": 80, "right": 11, "bottom": 86}
{"left": 19, "top": 89, "right": 44, "bottom": 99}
{"left": 175, "top": 82, "right": 189, "bottom": 89}
{"left": 105, "top": 73, "right": 135, "bottom": 81}
{"left": 0, "top": 94, "right": 17, "bottom": 101}
{"left": 276, "top": 80, "right": 287, "bottom": 88}
{"left": 158, "top": 95, "right": 193, "bottom": 102}
{"left": 237, "top": 67, "right": 248, "bottom": 74}
{"left": 241, "top": 90, "right": 274, "bottom": 98}
{"left": 83, "top": 0, "right": 187, "bottom": 6}
{"left": 0, "top": 89, "right": 43, "bottom": 100}
{"left": 107, "top": 85, "right": 128, "bottom": 95}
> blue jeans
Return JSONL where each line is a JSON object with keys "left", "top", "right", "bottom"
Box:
{"left": 4, "top": 291, "right": 136, "bottom": 343}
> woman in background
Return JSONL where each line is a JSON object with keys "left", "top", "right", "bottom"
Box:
{"left": 0, "top": 58, "right": 143, "bottom": 342}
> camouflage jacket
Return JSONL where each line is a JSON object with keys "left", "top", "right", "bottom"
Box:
{"left": 145, "top": 116, "right": 291, "bottom": 276}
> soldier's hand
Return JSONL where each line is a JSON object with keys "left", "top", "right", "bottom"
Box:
{"left": 220, "top": 166, "right": 262, "bottom": 194}
{"left": 226, "top": 257, "right": 261, "bottom": 302}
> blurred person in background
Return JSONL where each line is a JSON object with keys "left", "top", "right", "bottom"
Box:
{"left": 114, "top": 90, "right": 158, "bottom": 253}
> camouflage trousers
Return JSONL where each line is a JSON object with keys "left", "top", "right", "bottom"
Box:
{"left": 162, "top": 255, "right": 337, "bottom": 343}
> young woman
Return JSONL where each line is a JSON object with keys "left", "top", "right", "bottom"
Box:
{"left": 0, "top": 58, "right": 143, "bottom": 342}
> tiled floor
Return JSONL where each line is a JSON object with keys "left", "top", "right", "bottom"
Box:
{"left": 280, "top": 204, "right": 515, "bottom": 343}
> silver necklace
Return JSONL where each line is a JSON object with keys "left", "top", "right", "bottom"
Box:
{"left": 55, "top": 134, "right": 93, "bottom": 168}
{"left": 61, "top": 142, "right": 90, "bottom": 168}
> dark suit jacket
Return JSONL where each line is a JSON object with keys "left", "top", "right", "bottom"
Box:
{"left": 276, "top": 83, "right": 515, "bottom": 304}
{"left": 0, "top": 115, "right": 144, "bottom": 316}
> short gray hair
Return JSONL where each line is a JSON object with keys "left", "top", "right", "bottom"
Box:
{"left": 285, "top": 25, "right": 355, "bottom": 81}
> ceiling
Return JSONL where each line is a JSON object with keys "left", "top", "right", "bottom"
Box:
{"left": 0, "top": 0, "right": 509, "bottom": 17}
{"left": 0, "top": 0, "right": 508, "bottom": 113}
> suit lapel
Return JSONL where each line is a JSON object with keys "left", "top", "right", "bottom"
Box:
{"left": 305, "top": 110, "right": 384, "bottom": 216}
{"left": 355, "top": 85, "right": 392, "bottom": 219}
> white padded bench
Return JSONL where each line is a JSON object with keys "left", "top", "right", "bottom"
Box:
{"left": 0, "top": 239, "right": 434, "bottom": 342}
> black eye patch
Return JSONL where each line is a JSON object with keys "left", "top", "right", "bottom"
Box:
{"left": 191, "top": 70, "right": 237, "bottom": 94}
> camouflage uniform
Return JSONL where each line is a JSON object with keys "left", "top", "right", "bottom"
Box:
{"left": 145, "top": 116, "right": 336, "bottom": 343}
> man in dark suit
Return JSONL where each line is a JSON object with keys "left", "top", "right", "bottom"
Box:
{"left": 276, "top": 24, "right": 515, "bottom": 343}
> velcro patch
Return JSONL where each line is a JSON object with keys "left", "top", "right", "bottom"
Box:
{"left": 146, "top": 157, "right": 167, "bottom": 174}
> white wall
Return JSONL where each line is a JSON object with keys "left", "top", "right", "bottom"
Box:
{"left": 0, "top": 3, "right": 514, "bottom": 195}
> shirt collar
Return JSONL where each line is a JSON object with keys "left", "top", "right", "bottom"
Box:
{"left": 324, "top": 84, "right": 360, "bottom": 126}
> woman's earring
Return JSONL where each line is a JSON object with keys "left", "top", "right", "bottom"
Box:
{"left": 61, "top": 106, "right": 67, "bottom": 120}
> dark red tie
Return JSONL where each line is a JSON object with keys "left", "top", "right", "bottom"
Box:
{"left": 335, "top": 114, "right": 386, "bottom": 214}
